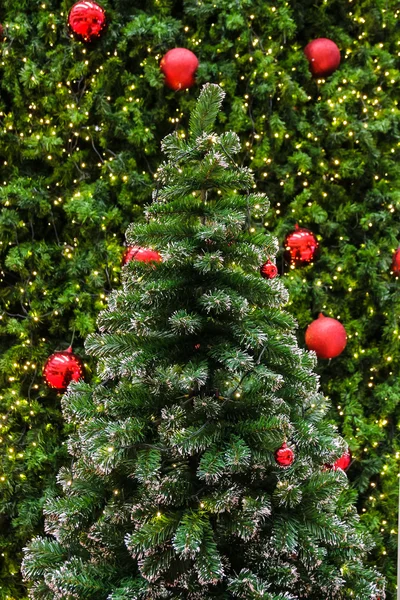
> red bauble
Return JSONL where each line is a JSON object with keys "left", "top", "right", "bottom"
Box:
{"left": 122, "top": 245, "right": 162, "bottom": 266}
{"left": 284, "top": 225, "right": 319, "bottom": 266}
{"left": 305, "top": 313, "right": 347, "bottom": 359}
{"left": 304, "top": 38, "right": 341, "bottom": 78}
{"left": 332, "top": 449, "right": 352, "bottom": 471}
{"left": 43, "top": 347, "right": 84, "bottom": 392}
{"left": 68, "top": 1, "right": 106, "bottom": 42}
{"left": 274, "top": 443, "right": 295, "bottom": 468}
{"left": 0, "top": 24, "right": 4, "bottom": 41}
{"left": 392, "top": 247, "right": 400, "bottom": 275}
{"left": 160, "top": 48, "right": 199, "bottom": 91}
{"left": 260, "top": 260, "right": 278, "bottom": 280}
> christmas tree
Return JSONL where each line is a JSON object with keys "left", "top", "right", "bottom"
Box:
{"left": 22, "top": 84, "right": 384, "bottom": 600}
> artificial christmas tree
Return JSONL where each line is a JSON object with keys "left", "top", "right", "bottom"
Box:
{"left": 22, "top": 84, "right": 384, "bottom": 600}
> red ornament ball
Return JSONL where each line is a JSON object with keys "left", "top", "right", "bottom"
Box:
{"left": 260, "top": 260, "right": 278, "bottom": 280}
{"left": 332, "top": 449, "right": 351, "bottom": 471}
{"left": 284, "top": 225, "right": 319, "bottom": 267}
{"left": 392, "top": 247, "right": 400, "bottom": 275}
{"left": 274, "top": 443, "right": 295, "bottom": 468}
{"left": 43, "top": 347, "right": 84, "bottom": 392}
{"left": 304, "top": 38, "right": 341, "bottom": 78}
{"left": 122, "top": 245, "right": 162, "bottom": 266}
{"left": 160, "top": 48, "right": 199, "bottom": 91}
{"left": 68, "top": 1, "right": 106, "bottom": 42}
{"left": 305, "top": 313, "right": 347, "bottom": 359}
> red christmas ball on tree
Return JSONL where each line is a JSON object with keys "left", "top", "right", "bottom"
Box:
{"left": 274, "top": 443, "right": 295, "bottom": 468}
{"left": 160, "top": 48, "right": 199, "bottom": 91}
{"left": 122, "top": 245, "right": 162, "bottom": 266}
{"left": 332, "top": 449, "right": 351, "bottom": 471}
{"left": 392, "top": 247, "right": 400, "bottom": 275}
{"left": 43, "top": 347, "right": 84, "bottom": 392}
{"left": 304, "top": 38, "right": 341, "bottom": 78}
{"left": 284, "top": 225, "right": 319, "bottom": 267}
{"left": 68, "top": 1, "right": 106, "bottom": 42}
{"left": 260, "top": 260, "right": 278, "bottom": 280}
{"left": 305, "top": 313, "right": 347, "bottom": 359}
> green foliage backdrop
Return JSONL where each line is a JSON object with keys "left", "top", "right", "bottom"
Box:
{"left": 0, "top": 0, "right": 399, "bottom": 597}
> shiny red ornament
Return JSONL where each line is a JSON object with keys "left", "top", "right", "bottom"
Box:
{"left": 392, "top": 247, "right": 400, "bottom": 275}
{"left": 305, "top": 313, "right": 347, "bottom": 359}
{"left": 122, "top": 245, "right": 162, "bottom": 266}
{"left": 260, "top": 260, "right": 278, "bottom": 280}
{"left": 332, "top": 449, "right": 351, "bottom": 471}
{"left": 274, "top": 442, "right": 295, "bottom": 468}
{"left": 160, "top": 48, "right": 199, "bottom": 91}
{"left": 68, "top": 1, "right": 106, "bottom": 42}
{"left": 304, "top": 38, "right": 341, "bottom": 78}
{"left": 43, "top": 346, "right": 84, "bottom": 392}
{"left": 284, "top": 224, "right": 319, "bottom": 267}
{"left": 0, "top": 24, "right": 4, "bottom": 41}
